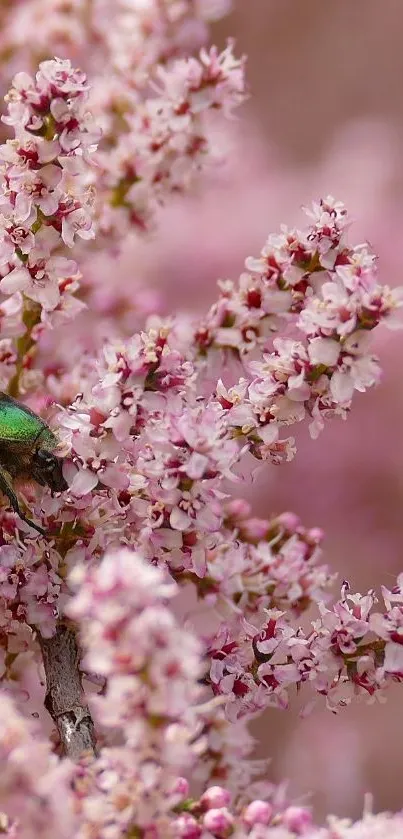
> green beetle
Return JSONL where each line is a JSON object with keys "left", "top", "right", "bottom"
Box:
{"left": 0, "top": 393, "right": 68, "bottom": 535}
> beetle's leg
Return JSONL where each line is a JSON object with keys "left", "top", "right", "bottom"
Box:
{"left": 0, "top": 466, "right": 46, "bottom": 536}
{"left": 0, "top": 466, "right": 20, "bottom": 515}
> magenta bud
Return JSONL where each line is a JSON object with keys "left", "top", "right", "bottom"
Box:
{"left": 243, "top": 800, "right": 273, "bottom": 826}
{"left": 307, "top": 527, "right": 324, "bottom": 544}
{"left": 203, "top": 808, "right": 234, "bottom": 837}
{"left": 277, "top": 512, "right": 300, "bottom": 532}
{"left": 173, "top": 814, "right": 202, "bottom": 838}
{"left": 200, "top": 786, "right": 231, "bottom": 810}
{"left": 239, "top": 518, "right": 271, "bottom": 542}
{"left": 224, "top": 499, "right": 251, "bottom": 522}
{"left": 282, "top": 806, "right": 313, "bottom": 834}
{"left": 171, "top": 777, "right": 190, "bottom": 799}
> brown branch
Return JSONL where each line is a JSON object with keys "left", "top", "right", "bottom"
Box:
{"left": 38, "top": 622, "right": 97, "bottom": 760}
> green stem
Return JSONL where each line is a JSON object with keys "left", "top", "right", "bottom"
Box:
{"left": 8, "top": 299, "right": 41, "bottom": 398}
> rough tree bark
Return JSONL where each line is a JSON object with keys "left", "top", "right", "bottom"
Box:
{"left": 38, "top": 622, "right": 97, "bottom": 760}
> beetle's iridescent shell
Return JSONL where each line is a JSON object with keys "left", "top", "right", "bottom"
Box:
{"left": 0, "top": 396, "right": 55, "bottom": 445}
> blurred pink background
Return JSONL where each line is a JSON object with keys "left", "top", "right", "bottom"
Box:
{"left": 144, "top": 0, "right": 403, "bottom": 821}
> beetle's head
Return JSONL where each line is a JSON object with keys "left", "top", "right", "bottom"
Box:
{"left": 32, "top": 429, "right": 68, "bottom": 493}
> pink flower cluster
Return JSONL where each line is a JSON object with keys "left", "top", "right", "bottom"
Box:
{"left": 39, "top": 197, "right": 399, "bottom": 611}
{"left": 0, "top": 57, "right": 99, "bottom": 397}
{"left": 69, "top": 548, "right": 202, "bottom": 744}
{"left": 0, "top": 1, "right": 233, "bottom": 86}
{"left": 98, "top": 41, "right": 246, "bottom": 235}
{"left": 1, "top": 562, "right": 403, "bottom": 838}
{"left": 171, "top": 789, "right": 403, "bottom": 838}
{"left": 66, "top": 548, "right": 206, "bottom": 837}
{"left": 0, "top": 1, "right": 243, "bottom": 352}
{"left": 52, "top": 317, "right": 332, "bottom": 601}
{"left": 0, "top": 58, "right": 99, "bottom": 311}
{"left": 203, "top": 197, "right": 403, "bottom": 461}
{"left": 0, "top": 542, "right": 62, "bottom": 639}
{"left": 189, "top": 504, "right": 330, "bottom": 618}
{"left": 0, "top": 0, "right": 243, "bottom": 240}
{"left": 207, "top": 575, "right": 403, "bottom": 720}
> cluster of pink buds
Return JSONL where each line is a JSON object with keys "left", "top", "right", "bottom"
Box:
{"left": 171, "top": 802, "right": 403, "bottom": 838}
{"left": 172, "top": 784, "right": 317, "bottom": 837}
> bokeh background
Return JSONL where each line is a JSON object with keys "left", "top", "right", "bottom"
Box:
{"left": 150, "top": 0, "right": 403, "bottom": 821}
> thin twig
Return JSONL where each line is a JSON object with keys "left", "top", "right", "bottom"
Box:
{"left": 38, "top": 622, "right": 97, "bottom": 760}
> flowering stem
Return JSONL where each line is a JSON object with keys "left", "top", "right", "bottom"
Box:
{"left": 38, "top": 622, "right": 97, "bottom": 760}
{"left": 7, "top": 299, "right": 41, "bottom": 398}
